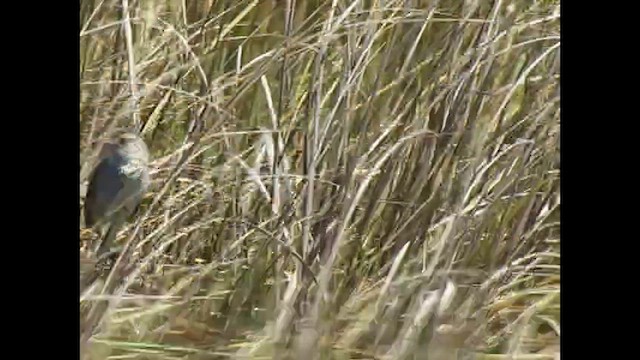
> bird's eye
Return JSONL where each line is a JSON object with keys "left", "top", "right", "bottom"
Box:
{"left": 117, "top": 136, "right": 130, "bottom": 146}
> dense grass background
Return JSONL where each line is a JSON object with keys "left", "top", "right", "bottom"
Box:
{"left": 80, "top": 0, "right": 560, "bottom": 359}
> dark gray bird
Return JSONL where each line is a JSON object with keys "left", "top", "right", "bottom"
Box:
{"left": 84, "top": 131, "right": 150, "bottom": 257}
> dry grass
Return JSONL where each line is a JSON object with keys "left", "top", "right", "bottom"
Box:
{"left": 80, "top": 0, "right": 560, "bottom": 359}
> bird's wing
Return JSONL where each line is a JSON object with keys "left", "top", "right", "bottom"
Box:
{"left": 84, "top": 159, "right": 125, "bottom": 227}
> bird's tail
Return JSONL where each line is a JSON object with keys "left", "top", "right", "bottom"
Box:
{"left": 95, "top": 218, "right": 123, "bottom": 257}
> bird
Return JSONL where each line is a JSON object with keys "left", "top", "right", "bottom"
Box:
{"left": 84, "top": 130, "right": 150, "bottom": 258}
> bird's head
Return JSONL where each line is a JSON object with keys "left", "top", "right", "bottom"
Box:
{"left": 112, "top": 131, "right": 150, "bottom": 164}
